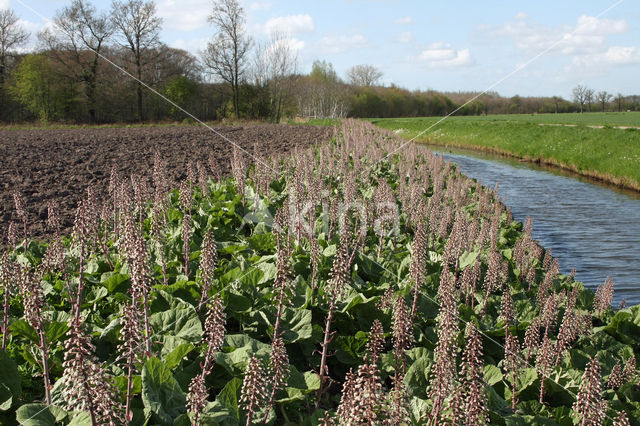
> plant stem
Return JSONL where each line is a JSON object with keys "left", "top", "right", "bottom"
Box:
{"left": 125, "top": 363, "right": 133, "bottom": 422}
{"left": 37, "top": 329, "right": 51, "bottom": 405}
{"left": 142, "top": 291, "right": 152, "bottom": 357}
{"left": 316, "top": 304, "right": 335, "bottom": 408}
{"left": 2, "top": 289, "right": 10, "bottom": 350}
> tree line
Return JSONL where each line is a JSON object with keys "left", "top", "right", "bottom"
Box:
{"left": 0, "top": 0, "right": 638, "bottom": 124}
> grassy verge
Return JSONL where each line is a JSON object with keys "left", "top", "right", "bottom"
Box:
{"left": 371, "top": 115, "right": 640, "bottom": 191}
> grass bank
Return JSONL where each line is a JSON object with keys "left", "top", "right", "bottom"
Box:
{"left": 371, "top": 114, "right": 640, "bottom": 191}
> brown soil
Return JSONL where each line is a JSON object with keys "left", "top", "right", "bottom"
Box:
{"left": 0, "top": 124, "right": 332, "bottom": 241}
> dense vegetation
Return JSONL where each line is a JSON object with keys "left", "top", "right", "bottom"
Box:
{"left": 373, "top": 115, "right": 640, "bottom": 191}
{"left": 0, "top": 120, "right": 638, "bottom": 425}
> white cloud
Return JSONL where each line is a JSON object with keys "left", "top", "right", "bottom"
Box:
{"left": 573, "top": 46, "right": 640, "bottom": 67}
{"left": 514, "top": 12, "right": 528, "bottom": 20}
{"left": 156, "top": 0, "right": 211, "bottom": 31}
{"left": 263, "top": 14, "right": 315, "bottom": 36}
{"left": 394, "top": 31, "right": 413, "bottom": 43}
{"left": 170, "top": 36, "right": 210, "bottom": 55}
{"left": 0, "top": 0, "right": 10, "bottom": 9}
{"left": 393, "top": 16, "right": 413, "bottom": 25}
{"left": 17, "top": 19, "right": 41, "bottom": 33}
{"left": 418, "top": 42, "right": 472, "bottom": 68}
{"left": 574, "top": 15, "right": 628, "bottom": 35}
{"left": 319, "top": 34, "right": 368, "bottom": 54}
{"left": 480, "top": 14, "right": 629, "bottom": 57}
{"left": 248, "top": 2, "right": 272, "bottom": 11}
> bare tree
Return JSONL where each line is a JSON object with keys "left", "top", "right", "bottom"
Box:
{"left": 596, "top": 91, "right": 612, "bottom": 112}
{"left": 39, "top": 0, "right": 112, "bottom": 122}
{"left": 253, "top": 31, "right": 298, "bottom": 122}
{"left": 0, "top": 9, "right": 29, "bottom": 86}
{"left": 615, "top": 93, "right": 624, "bottom": 112}
{"left": 296, "top": 60, "right": 348, "bottom": 119}
{"left": 346, "top": 64, "right": 383, "bottom": 87}
{"left": 111, "top": 0, "right": 162, "bottom": 122}
{"left": 585, "top": 88, "right": 594, "bottom": 113}
{"left": 202, "top": 0, "right": 252, "bottom": 118}
{"left": 551, "top": 96, "right": 562, "bottom": 114}
{"left": 572, "top": 85, "right": 588, "bottom": 113}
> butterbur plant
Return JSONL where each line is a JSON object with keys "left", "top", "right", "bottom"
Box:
{"left": 13, "top": 192, "right": 28, "bottom": 248}
{"left": 573, "top": 357, "right": 605, "bottom": 426}
{"left": 240, "top": 355, "right": 267, "bottom": 425}
{"left": 62, "top": 315, "right": 123, "bottom": 425}
{"left": 18, "top": 265, "right": 52, "bottom": 404}
{"left": 0, "top": 255, "right": 13, "bottom": 349}
{"left": 392, "top": 296, "right": 413, "bottom": 378}
{"left": 198, "top": 229, "right": 218, "bottom": 309}
{"left": 593, "top": 276, "right": 614, "bottom": 316}
{"left": 182, "top": 211, "right": 193, "bottom": 277}
{"left": 503, "top": 333, "right": 523, "bottom": 411}
{"left": 187, "top": 295, "right": 226, "bottom": 424}
{"left": 317, "top": 228, "right": 354, "bottom": 405}
{"left": 261, "top": 337, "right": 289, "bottom": 424}
{"left": 459, "top": 322, "right": 489, "bottom": 425}
{"left": 536, "top": 334, "right": 556, "bottom": 404}
{"left": 118, "top": 302, "right": 143, "bottom": 422}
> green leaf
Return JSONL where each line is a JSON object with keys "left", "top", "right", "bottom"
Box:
{"left": 484, "top": 364, "right": 503, "bottom": 386}
{"left": 215, "top": 377, "right": 242, "bottom": 420}
{"left": 215, "top": 334, "right": 270, "bottom": 375}
{"left": 149, "top": 304, "right": 202, "bottom": 357}
{"left": 15, "top": 404, "right": 57, "bottom": 425}
{"left": 101, "top": 272, "right": 131, "bottom": 294}
{"left": 45, "top": 320, "right": 69, "bottom": 344}
{"left": 172, "top": 414, "right": 191, "bottom": 426}
{"left": 405, "top": 357, "right": 431, "bottom": 400}
{"left": 459, "top": 250, "right": 480, "bottom": 269}
{"left": 10, "top": 319, "right": 38, "bottom": 343}
{"left": 280, "top": 308, "right": 313, "bottom": 343}
{"left": 409, "top": 397, "right": 429, "bottom": 423}
{"left": 67, "top": 411, "right": 92, "bottom": 426}
{"left": 505, "top": 415, "right": 561, "bottom": 425}
{"left": 0, "top": 350, "right": 21, "bottom": 402}
{"left": 165, "top": 343, "right": 195, "bottom": 370}
{"left": 303, "top": 371, "right": 321, "bottom": 391}
{"left": 256, "top": 262, "right": 277, "bottom": 285}
{"left": 141, "top": 357, "right": 187, "bottom": 425}
{"left": 323, "top": 244, "right": 337, "bottom": 257}
{"left": 0, "top": 384, "right": 12, "bottom": 411}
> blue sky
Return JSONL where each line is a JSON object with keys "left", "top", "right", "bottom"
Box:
{"left": 5, "top": 0, "right": 640, "bottom": 99}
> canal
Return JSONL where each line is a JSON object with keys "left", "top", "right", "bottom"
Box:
{"left": 429, "top": 146, "right": 640, "bottom": 306}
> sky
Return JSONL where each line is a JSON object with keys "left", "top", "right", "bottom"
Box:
{"left": 4, "top": 0, "right": 640, "bottom": 99}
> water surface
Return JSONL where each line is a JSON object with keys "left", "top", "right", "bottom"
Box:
{"left": 429, "top": 146, "right": 640, "bottom": 306}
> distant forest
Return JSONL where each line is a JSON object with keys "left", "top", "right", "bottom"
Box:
{"left": 1, "top": 2, "right": 639, "bottom": 124}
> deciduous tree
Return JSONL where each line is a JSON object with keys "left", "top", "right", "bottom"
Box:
{"left": 202, "top": 0, "right": 252, "bottom": 119}
{"left": 10, "top": 54, "right": 74, "bottom": 121}
{"left": 585, "top": 88, "right": 594, "bottom": 113}
{"left": 253, "top": 31, "right": 298, "bottom": 122}
{"left": 0, "top": 8, "right": 29, "bottom": 119}
{"left": 39, "top": 0, "right": 112, "bottom": 122}
{"left": 111, "top": 0, "right": 162, "bottom": 122}
{"left": 0, "top": 9, "right": 29, "bottom": 86}
{"left": 572, "top": 85, "right": 587, "bottom": 113}
{"left": 346, "top": 64, "right": 383, "bottom": 87}
{"left": 596, "top": 91, "right": 612, "bottom": 112}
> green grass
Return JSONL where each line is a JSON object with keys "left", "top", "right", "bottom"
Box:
{"left": 397, "top": 112, "right": 640, "bottom": 127}
{"left": 371, "top": 114, "right": 640, "bottom": 190}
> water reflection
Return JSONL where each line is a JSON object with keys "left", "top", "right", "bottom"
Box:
{"left": 428, "top": 146, "right": 640, "bottom": 306}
